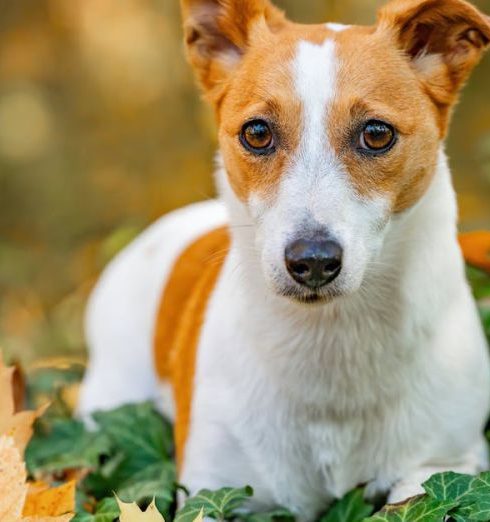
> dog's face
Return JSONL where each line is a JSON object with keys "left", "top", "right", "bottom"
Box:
{"left": 182, "top": 0, "right": 490, "bottom": 303}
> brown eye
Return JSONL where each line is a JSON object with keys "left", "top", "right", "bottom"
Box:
{"left": 240, "top": 120, "right": 274, "bottom": 154}
{"left": 360, "top": 120, "right": 396, "bottom": 153}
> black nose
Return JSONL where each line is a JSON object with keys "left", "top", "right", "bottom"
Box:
{"left": 285, "top": 238, "right": 343, "bottom": 289}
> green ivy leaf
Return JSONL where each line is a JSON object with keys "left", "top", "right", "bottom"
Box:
{"left": 467, "top": 266, "right": 490, "bottom": 300}
{"left": 319, "top": 488, "right": 373, "bottom": 522}
{"left": 452, "top": 472, "right": 490, "bottom": 521}
{"left": 175, "top": 486, "right": 254, "bottom": 522}
{"left": 116, "top": 461, "right": 176, "bottom": 519}
{"left": 241, "top": 507, "right": 296, "bottom": 522}
{"left": 422, "top": 472, "right": 474, "bottom": 502}
{"left": 93, "top": 403, "right": 174, "bottom": 468}
{"left": 365, "top": 496, "right": 456, "bottom": 522}
{"left": 71, "top": 497, "right": 120, "bottom": 522}
{"left": 26, "top": 417, "right": 111, "bottom": 475}
{"left": 82, "top": 403, "right": 174, "bottom": 498}
{"left": 479, "top": 305, "right": 490, "bottom": 344}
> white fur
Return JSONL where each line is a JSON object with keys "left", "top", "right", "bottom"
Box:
{"left": 252, "top": 39, "right": 390, "bottom": 300}
{"left": 182, "top": 153, "right": 489, "bottom": 519}
{"left": 80, "top": 34, "right": 490, "bottom": 522}
{"left": 77, "top": 200, "right": 227, "bottom": 418}
{"left": 326, "top": 23, "right": 350, "bottom": 32}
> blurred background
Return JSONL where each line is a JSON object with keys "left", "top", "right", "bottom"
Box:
{"left": 1, "top": 0, "right": 489, "bottom": 365}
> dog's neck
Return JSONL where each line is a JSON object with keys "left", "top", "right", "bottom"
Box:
{"left": 214, "top": 148, "right": 467, "bottom": 412}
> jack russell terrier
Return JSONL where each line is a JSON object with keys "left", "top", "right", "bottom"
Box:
{"left": 78, "top": 0, "right": 490, "bottom": 518}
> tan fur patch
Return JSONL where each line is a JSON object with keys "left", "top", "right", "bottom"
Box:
{"left": 377, "top": 0, "right": 490, "bottom": 134}
{"left": 153, "top": 226, "right": 230, "bottom": 469}
{"left": 182, "top": 0, "right": 490, "bottom": 213}
{"left": 328, "top": 26, "right": 441, "bottom": 212}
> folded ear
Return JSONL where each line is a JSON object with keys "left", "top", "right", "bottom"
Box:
{"left": 377, "top": 0, "right": 490, "bottom": 130}
{"left": 181, "top": 0, "right": 287, "bottom": 102}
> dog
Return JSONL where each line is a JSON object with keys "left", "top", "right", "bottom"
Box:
{"left": 78, "top": 0, "right": 490, "bottom": 519}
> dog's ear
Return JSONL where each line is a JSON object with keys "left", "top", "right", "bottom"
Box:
{"left": 180, "top": 0, "right": 287, "bottom": 103}
{"left": 377, "top": 0, "right": 490, "bottom": 130}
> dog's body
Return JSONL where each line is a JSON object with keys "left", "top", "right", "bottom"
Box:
{"left": 79, "top": 0, "right": 490, "bottom": 518}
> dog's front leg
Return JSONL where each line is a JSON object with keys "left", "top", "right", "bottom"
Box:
{"left": 387, "top": 437, "right": 489, "bottom": 504}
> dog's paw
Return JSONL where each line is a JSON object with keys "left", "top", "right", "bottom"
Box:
{"left": 364, "top": 478, "right": 391, "bottom": 506}
{"left": 387, "top": 480, "right": 425, "bottom": 504}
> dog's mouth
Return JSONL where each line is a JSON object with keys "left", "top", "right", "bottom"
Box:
{"left": 277, "top": 285, "right": 341, "bottom": 305}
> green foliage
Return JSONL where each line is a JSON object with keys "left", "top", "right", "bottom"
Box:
{"left": 423, "top": 471, "right": 490, "bottom": 521}
{"left": 480, "top": 306, "right": 490, "bottom": 343}
{"left": 422, "top": 471, "right": 474, "bottom": 502}
{"left": 25, "top": 397, "right": 490, "bottom": 522}
{"left": 242, "top": 508, "right": 296, "bottom": 522}
{"left": 362, "top": 471, "right": 490, "bottom": 522}
{"left": 26, "top": 417, "right": 111, "bottom": 474}
{"left": 175, "top": 486, "right": 253, "bottom": 522}
{"left": 467, "top": 267, "right": 490, "bottom": 342}
{"left": 319, "top": 489, "right": 373, "bottom": 522}
{"left": 365, "top": 496, "right": 456, "bottom": 522}
{"left": 71, "top": 497, "right": 120, "bottom": 522}
{"left": 27, "top": 402, "right": 176, "bottom": 521}
{"left": 467, "top": 266, "right": 490, "bottom": 301}
{"left": 88, "top": 403, "right": 174, "bottom": 490}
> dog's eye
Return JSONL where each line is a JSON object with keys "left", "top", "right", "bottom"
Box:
{"left": 360, "top": 120, "right": 396, "bottom": 153}
{"left": 240, "top": 120, "right": 274, "bottom": 154}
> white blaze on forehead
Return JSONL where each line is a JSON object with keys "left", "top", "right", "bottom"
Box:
{"left": 293, "top": 38, "right": 337, "bottom": 167}
{"left": 326, "top": 23, "right": 350, "bottom": 32}
{"left": 294, "top": 38, "right": 337, "bottom": 118}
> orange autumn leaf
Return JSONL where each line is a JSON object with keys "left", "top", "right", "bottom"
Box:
{"left": 22, "top": 515, "right": 73, "bottom": 522}
{"left": 23, "top": 482, "right": 75, "bottom": 518}
{"left": 459, "top": 231, "right": 490, "bottom": 273}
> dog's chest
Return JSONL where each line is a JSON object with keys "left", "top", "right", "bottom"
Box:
{"left": 219, "top": 367, "right": 418, "bottom": 518}
{"left": 194, "top": 261, "right": 439, "bottom": 508}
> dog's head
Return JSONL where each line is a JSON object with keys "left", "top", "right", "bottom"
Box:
{"left": 181, "top": 0, "right": 490, "bottom": 303}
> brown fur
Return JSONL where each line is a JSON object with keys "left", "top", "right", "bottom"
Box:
{"left": 153, "top": 226, "right": 230, "bottom": 468}
{"left": 377, "top": 0, "right": 490, "bottom": 134}
{"left": 328, "top": 26, "right": 441, "bottom": 212}
{"left": 181, "top": 0, "right": 489, "bottom": 212}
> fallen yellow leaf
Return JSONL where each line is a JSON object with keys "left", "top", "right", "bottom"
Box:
{"left": 22, "top": 517, "right": 72, "bottom": 522}
{"left": 117, "top": 498, "right": 165, "bottom": 522}
{"left": 23, "top": 481, "right": 75, "bottom": 517}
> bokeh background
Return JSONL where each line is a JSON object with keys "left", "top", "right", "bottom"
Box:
{"left": 1, "top": 0, "right": 490, "bottom": 365}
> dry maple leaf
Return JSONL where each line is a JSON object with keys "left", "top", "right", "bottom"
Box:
{"left": 0, "top": 434, "right": 74, "bottom": 522}
{"left": 0, "top": 353, "right": 74, "bottom": 522}
{"left": 117, "top": 498, "right": 204, "bottom": 522}
{"left": 23, "top": 482, "right": 75, "bottom": 518}
{"left": 117, "top": 498, "right": 165, "bottom": 522}
{"left": 0, "top": 355, "right": 46, "bottom": 456}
